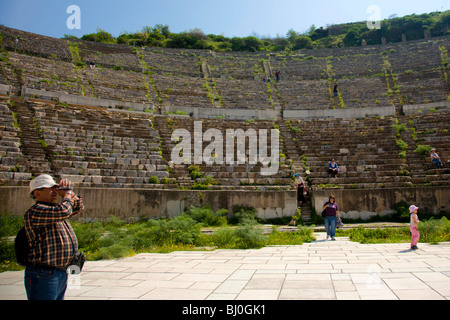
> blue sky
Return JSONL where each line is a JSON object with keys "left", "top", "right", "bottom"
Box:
{"left": 0, "top": 0, "right": 449, "bottom": 39}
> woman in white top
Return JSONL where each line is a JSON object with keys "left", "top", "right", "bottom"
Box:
{"left": 409, "top": 205, "right": 420, "bottom": 250}
{"left": 430, "top": 148, "right": 443, "bottom": 168}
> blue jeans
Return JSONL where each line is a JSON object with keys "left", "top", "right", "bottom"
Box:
{"left": 432, "top": 158, "right": 442, "bottom": 168}
{"left": 25, "top": 266, "right": 68, "bottom": 300}
{"left": 324, "top": 215, "right": 337, "bottom": 238}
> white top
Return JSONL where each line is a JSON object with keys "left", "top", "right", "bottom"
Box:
{"left": 294, "top": 177, "right": 304, "bottom": 186}
{"left": 430, "top": 152, "right": 439, "bottom": 160}
{"left": 410, "top": 213, "right": 419, "bottom": 227}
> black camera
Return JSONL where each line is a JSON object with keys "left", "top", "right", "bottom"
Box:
{"left": 67, "top": 251, "right": 86, "bottom": 275}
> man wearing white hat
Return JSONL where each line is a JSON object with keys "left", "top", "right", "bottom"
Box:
{"left": 24, "top": 174, "right": 84, "bottom": 300}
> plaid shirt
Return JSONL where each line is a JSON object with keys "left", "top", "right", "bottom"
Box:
{"left": 24, "top": 197, "right": 84, "bottom": 268}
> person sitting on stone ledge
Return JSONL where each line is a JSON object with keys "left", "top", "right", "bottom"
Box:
{"left": 89, "top": 60, "right": 96, "bottom": 69}
{"left": 430, "top": 148, "right": 443, "bottom": 168}
{"left": 328, "top": 158, "right": 339, "bottom": 178}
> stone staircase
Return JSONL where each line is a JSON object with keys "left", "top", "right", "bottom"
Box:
{"left": 277, "top": 120, "right": 312, "bottom": 224}
{"left": 8, "top": 99, "right": 51, "bottom": 176}
{"left": 152, "top": 115, "right": 193, "bottom": 188}
{"left": 398, "top": 111, "right": 450, "bottom": 186}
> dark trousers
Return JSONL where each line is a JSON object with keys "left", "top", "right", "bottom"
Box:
{"left": 25, "top": 266, "right": 68, "bottom": 300}
{"left": 297, "top": 186, "right": 306, "bottom": 202}
{"left": 328, "top": 168, "right": 338, "bottom": 177}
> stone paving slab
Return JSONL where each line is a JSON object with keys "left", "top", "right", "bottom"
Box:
{"left": 1, "top": 233, "right": 449, "bottom": 300}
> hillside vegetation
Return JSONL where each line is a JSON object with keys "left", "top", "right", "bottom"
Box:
{"left": 65, "top": 10, "right": 450, "bottom": 52}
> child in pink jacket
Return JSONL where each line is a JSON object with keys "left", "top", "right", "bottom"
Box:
{"left": 409, "top": 205, "right": 420, "bottom": 250}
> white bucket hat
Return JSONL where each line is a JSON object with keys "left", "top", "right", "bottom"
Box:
{"left": 409, "top": 205, "right": 419, "bottom": 214}
{"left": 29, "top": 174, "right": 59, "bottom": 198}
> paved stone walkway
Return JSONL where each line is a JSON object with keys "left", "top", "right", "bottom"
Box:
{"left": 1, "top": 233, "right": 449, "bottom": 300}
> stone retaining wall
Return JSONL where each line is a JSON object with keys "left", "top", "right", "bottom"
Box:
{"left": 0, "top": 187, "right": 297, "bottom": 221}
{"left": 312, "top": 187, "right": 450, "bottom": 220}
{"left": 2, "top": 186, "right": 448, "bottom": 221}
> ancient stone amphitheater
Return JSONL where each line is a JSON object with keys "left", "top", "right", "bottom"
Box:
{"left": 0, "top": 26, "right": 449, "bottom": 222}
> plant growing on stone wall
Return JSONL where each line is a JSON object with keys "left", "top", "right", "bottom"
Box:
{"left": 148, "top": 176, "right": 160, "bottom": 184}
{"left": 414, "top": 144, "right": 433, "bottom": 156}
{"left": 439, "top": 45, "right": 449, "bottom": 83}
{"left": 396, "top": 139, "right": 408, "bottom": 151}
{"left": 188, "top": 165, "right": 205, "bottom": 180}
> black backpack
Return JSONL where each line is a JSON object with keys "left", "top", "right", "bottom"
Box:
{"left": 15, "top": 227, "right": 31, "bottom": 266}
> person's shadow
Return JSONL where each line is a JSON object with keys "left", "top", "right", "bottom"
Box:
{"left": 398, "top": 249, "right": 414, "bottom": 253}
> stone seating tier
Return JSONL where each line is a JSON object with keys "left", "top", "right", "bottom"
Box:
{"left": 155, "top": 116, "right": 293, "bottom": 187}
{"left": 1, "top": 101, "right": 448, "bottom": 189}
{"left": 29, "top": 102, "right": 170, "bottom": 187}
{"left": 0, "top": 97, "right": 27, "bottom": 173}
{"left": 2, "top": 27, "right": 448, "bottom": 114}
{"left": 0, "top": 26, "right": 449, "bottom": 190}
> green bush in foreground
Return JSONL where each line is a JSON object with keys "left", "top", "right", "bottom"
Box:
{"left": 337, "top": 217, "right": 450, "bottom": 244}
{"left": 1, "top": 212, "right": 448, "bottom": 272}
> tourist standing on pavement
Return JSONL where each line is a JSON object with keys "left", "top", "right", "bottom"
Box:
{"left": 409, "top": 205, "right": 420, "bottom": 250}
{"left": 322, "top": 195, "right": 340, "bottom": 240}
{"left": 24, "top": 174, "right": 84, "bottom": 300}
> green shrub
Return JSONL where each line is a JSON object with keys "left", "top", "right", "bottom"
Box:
{"left": 188, "top": 165, "right": 204, "bottom": 180}
{"left": 148, "top": 176, "right": 160, "bottom": 184}
{"left": 414, "top": 145, "right": 433, "bottom": 156}
{"left": 418, "top": 217, "right": 450, "bottom": 244}
{"left": 267, "top": 227, "right": 314, "bottom": 245}
{"left": 97, "top": 243, "right": 132, "bottom": 260}
{"left": 232, "top": 206, "right": 266, "bottom": 249}
{"left": 131, "top": 226, "right": 157, "bottom": 250}
{"left": 186, "top": 206, "right": 228, "bottom": 227}
{"left": 392, "top": 123, "right": 407, "bottom": 135}
{"left": 339, "top": 218, "right": 450, "bottom": 244}
{"left": 396, "top": 139, "right": 408, "bottom": 151}
{"left": 74, "top": 221, "right": 103, "bottom": 253}
{"left": 231, "top": 206, "right": 258, "bottom": 225}
{"left": 234, "top": 224, "right": 266, "bottom": 249}
{"left": 213, "top": 228, "right": 239, "bottom": 248}
{"left": 145, "top": 219, "right": 172, "bottom": 246}
{"left": 167, "top": 215, "right": 201, "bottom": 245}
{"left": 0, "top": 214, "right": 23, "bottom": 237}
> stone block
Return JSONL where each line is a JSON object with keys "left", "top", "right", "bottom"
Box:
{"left": 86, "top": 168, "right": 101, "bottom": 176}
{"left": 130, "top": 159, "right": 140, "bottom": 166}
{"left": 117, "top": 176, "right": 128, "bottom": 183}
{"left": 0, "top": 172, "right": 14, "bottom": 180}
{"left": 125, "top": 170, "right": 138, "bottom": 177}
{"left": 59, "top": 167, "right": 80, "bottom": 175}
{"left": 117, "top": 158, "right": 131, "bottom": 165}
{"left": 134, "top": 177, "right": 144, "bottom": 184}
{"left": 102, "top": 176, "right": 117, "bottom": 183}
{"left": 73, "top": 161, "right": 89, "bottom": 169}
{"left": 59, "top": 175, "right": 85, "bottom": 183}
{"left": 14, "top": 172, "right": 32, "bottom": 180}
{"left": 91, "top": 176, "right": 103, "bottom": 184}
{"left": 144, "top": 164, "right": 156, "bottom": 171}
